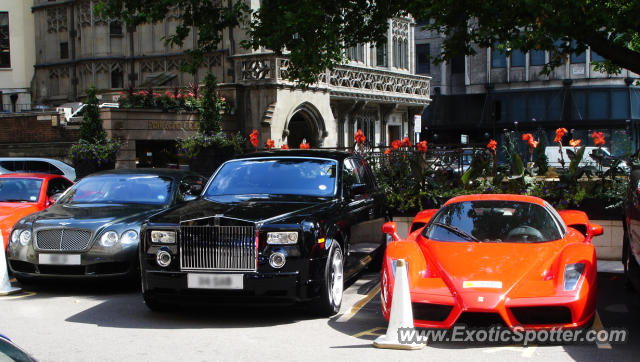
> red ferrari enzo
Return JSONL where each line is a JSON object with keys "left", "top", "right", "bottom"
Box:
{"left": 380, "top": 194, "right": 602, "bottom": 330}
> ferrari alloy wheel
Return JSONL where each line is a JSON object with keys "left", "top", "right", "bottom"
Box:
{"left": 314, "top": 242, "right": 344, "bottom": 316}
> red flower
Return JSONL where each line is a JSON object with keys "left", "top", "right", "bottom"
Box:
{"left": 384, "top": 148, "right": 391, "bottom": 155}
{"left": 265, "top": 139, "right": 275, "bottom": 150}
{"left": 487, "top": 139, "right": 497, "bottom": 151}
{"left": 281, "top": 144, "right": 290, "bottom": 150}
{"left": 528, "top": 139, "right": 539, "bottom": 149}
{"left": 522, "top": 133, "right": 538, "bottom": 149}
{"left": 416, "top": 140, "right": 428, "bottom": 153}
{"left": 522, "top": 133, "right": 533, "bottom": 142}
{"left": 591, "top": 131, "right": 606, "bottom": 146}
{"left": 554, "top": 128, "right": 568, "bottom": 143}
{"left": 299, "top": 142, "right": 310, "bottom": 149}
{"left": 391, "top": 140, "right": 401, "bottom": 150}
{"left": 249, "top": 129, "right": 259, "bottom": 148}
{"left": 569, "top": 139, "right": 581, "bottom": 147}
{"left": 354, "top": 129, "right": 366, "bottom": 144}
{"left": 400, "top": 137, "right": 412, "bottom": 148}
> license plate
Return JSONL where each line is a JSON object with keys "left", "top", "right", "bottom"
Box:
{"left": 187, "top": 273, "right": 243, "bottom": 290}
{"left": 38, "top": 253, "right": 81, "bottom": 265}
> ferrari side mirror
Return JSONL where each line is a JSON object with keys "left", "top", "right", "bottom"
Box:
{"left": 588, "top": 224, "right": 604, "bottom": 237}
{"left": 382, "top": 221, "right": 401, "bottom": 242}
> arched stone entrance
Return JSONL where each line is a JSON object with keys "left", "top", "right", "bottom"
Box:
{"left": 285, "top": 103, "right": 326, "bottom": 148}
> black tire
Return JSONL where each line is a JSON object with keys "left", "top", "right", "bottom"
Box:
{"left": 143, "top": 291, "right": 172, "bottom": 312}
{"left": 313, "top": 242, "right": 344, "bottom": 317}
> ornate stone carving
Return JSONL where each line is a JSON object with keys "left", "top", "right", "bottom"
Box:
{"left": 392, "top": 19, "right": 409, "bottom": 38}
{"left": 78, "top": 1, "right": 92, "bottom": 27}
{"left": 47, "top": 8, "right": 68, "bottom": 33}
{"left": 241, "top": 58, "right": 272, "bottom": 81}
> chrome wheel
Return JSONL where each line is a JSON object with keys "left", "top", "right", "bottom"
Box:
{"left": 328, "top": 247, "right": 343, "bottom": 307}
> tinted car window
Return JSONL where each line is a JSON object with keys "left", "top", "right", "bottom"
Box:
{"left": 58, "top": 175, "right": 172, "bottom": 205}
{"left": 205, "top": 158, "right": 337, "bottom": 197}
{"left": 353, "top": 158, "right": 376, "bottom": 190}
{"left": 46, "top": 178, "right": 72, "bottom": 196}
{"left": 178, "top": 175, "right": 206, "bottom": 201}
{"left": 342, "top": 159, "right": 360, "bottom": 195}
{"left": 0, "top": 178, "right": 42, "bottom": 202}
{"left": 424, "top": 200, "right": 562, "bottom": 243}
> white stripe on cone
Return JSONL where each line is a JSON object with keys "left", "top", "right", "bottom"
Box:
{"left": 0, "top": 237, "right": 21, "bottom": 296}
{"left": 373, "top": 259, "right": 425, "bottom": 350}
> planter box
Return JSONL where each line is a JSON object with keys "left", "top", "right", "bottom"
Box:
{"left": 73, "top": 158, "right": 116, "bottom": 179}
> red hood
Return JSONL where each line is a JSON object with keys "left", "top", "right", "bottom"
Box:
{"left": 421, "top": 240, "right": 563, "bottom": 308}
{"left": 0, "top": 203, "right": 42, "bottom": 247}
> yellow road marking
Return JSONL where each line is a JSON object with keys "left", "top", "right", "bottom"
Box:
{"left": 336, "top": 283, "right": 381, "bottom": 323}
{"left": 352, "top": 326, "right": 386, "bottom": 338}
{"left": 593, "top": 312, "right": 612, "bottom": 350}
{"left": 0, "top": 291, "right": 36, "bottom": 300}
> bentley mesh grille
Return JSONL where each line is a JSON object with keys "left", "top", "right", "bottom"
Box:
{"left": 36, "top": 229, "right": 92, "bottom": 251}
{"left": 179, "top": 225, "right": 256, "bottom": 271}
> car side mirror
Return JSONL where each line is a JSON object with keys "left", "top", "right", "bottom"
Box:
{"left": 382, "top": 221, "right": 401, "bottom": 242}
{"left": 588, "top": 223, "right": 604, "bottom": 237}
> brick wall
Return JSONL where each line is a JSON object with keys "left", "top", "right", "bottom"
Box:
{"left": 0, "top": 112, "right": 79, "bottom": 143}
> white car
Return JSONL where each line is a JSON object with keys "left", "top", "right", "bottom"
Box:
{"left": 544, "top": 146, "right": 629, "bottom": 173}
{"left": 0, "top": 158, "right": 76, "bottom": 181}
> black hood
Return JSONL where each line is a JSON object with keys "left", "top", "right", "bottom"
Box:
{"left": 149, "top": 195, "right": 337, "bottom": 224}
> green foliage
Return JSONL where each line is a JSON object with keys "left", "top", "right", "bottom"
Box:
{"left": 98, "top": 0, "right": 640, "bottom": 83}
{"left": 69, "top": 139, "right": 121, "bottom": 166}
{"left": 178, "top": 132, "right": 245, "bottom": 160}
{"left": 502, "top": 133, "right": 524, "bottom": 177}
{"left": 79, "top": 87, "right": 106, "bottom": 143}
{"left": 199, "top": 74, "right": 223, "bottom": 135}
{"left": 534, "top": 141, "right": 548, "bottom": 175}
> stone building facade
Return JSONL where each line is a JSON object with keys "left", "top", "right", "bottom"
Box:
{"left": 30, "top": 0, "right": 430, "bottom": 165}
{"left": 415, "top": 24, "right": 640, "bottom": 154}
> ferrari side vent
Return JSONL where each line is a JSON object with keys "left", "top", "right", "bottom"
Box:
{"left": 455, "top": 312, "right": 508, "bottom": 328}
{"left": 411, "top": 302, "right": 453, "bottom": 322}
{"left": 510, "top": 306, "right": 572, "bottom": 325}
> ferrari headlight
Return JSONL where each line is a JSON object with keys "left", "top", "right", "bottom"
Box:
{"left": 100, "top": 231, "right": 119, "bottom": 247}
{"left": 11, "top": 230, "right": 21, "bottom": 244}
{"left": 11, "top": 229, "right": 22, "bottom": 243}
{"left": 267, "top": 231, "right": 298, "bottom": 245}
{"left": 19, "top": 230, "right": 31, "bottom": 246}
{"left": 150, "top": 230, "right": 176, "bottom": 244}
{"left": 563, "top": 263, "right": 585, "bottom": 291}
{"left": 120, "top": 230, "right": 139, "bottom": 245}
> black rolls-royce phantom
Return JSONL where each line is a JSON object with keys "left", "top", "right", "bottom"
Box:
{"left": 140, "top": 150, "right": 388, "bottom": 315}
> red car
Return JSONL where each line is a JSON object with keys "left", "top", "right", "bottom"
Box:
{"left": 381, "top": 194, "right": 602, "bottom": 330}
{"left": 0, "top": 173, "right": 73, "bottom": 249}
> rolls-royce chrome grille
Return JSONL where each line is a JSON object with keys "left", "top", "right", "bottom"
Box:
{"left": 179, "top": 226, "right": 257, "bottom": 271}
{"left": 36, "top": 229, "right": 92, "bottom": 251}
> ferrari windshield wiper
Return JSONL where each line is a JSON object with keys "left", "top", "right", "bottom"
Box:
{"left": 432, "top": 222, "right": 482, "bottom": 242}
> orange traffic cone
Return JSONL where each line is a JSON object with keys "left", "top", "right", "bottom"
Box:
{"left": 373, "top": 259, "right": 425, "bottom": 350}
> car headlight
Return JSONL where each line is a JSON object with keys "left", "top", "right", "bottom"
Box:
{"left": 120, "top": 230, "right": 139, "bottom": 245}
{"left": 19, "top": 230, "right": 31, "bottom": 246}
{"left": 100, "top": 231, "right": 119, "bottom": 247}
{"left": 150, "top": 230, "right": 176, "bottom": 244}
{"left": 267, "top": 231, "right": 298, "bottom": 245}
{"left": 563, "top": 263, "right": 585, "bottom": 291}
{"left": 11, "top": 229, "right": 20, "bottom": 244}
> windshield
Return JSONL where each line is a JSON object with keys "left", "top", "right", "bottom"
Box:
{"left": 0, "top": 178, "right": 42, "bottom": 202}
{"left": 205, "top": 158, "right": 337, "bottom": 197}
{"left": 58, "top": 174, "right": 172, "bottom": 205}
{"left": 423, "top": 200, "right": 563, "bottom": 243}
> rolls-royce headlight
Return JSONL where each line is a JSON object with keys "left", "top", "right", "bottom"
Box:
{"left": 11, "top": 229, "right": 21, "bottom": 244}
{"left": 563, "top": 263, "right": 585, "bottom": 291}
{"left": 267, "top": 231, "right": 298, "bottom": 245}
{"left": 150, "top": 230, "right": 176, "bottom": 244}
{"left": 19, "top": 230, "right": 31, "bottom": 246}
{"left": 120, "top": 230, "right": 139, "bottom": 245}
{"left": 100, "top": 231, "right": 119, "bottom": 247}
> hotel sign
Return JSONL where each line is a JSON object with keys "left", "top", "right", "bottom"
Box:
{"left": 147, "top": 120, "right": 199, "bottom": 131}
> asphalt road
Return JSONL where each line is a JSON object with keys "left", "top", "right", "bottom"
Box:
{"left": 1, "top": 270, "right": 639, "bottom": 362}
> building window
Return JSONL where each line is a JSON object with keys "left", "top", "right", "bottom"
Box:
{"left": 110, "top": 21, "right": 123, "bottom": 36}
{"left": 393, "top": 38, "right": 399, "bottom": 67}
{"left": 403, "top": 39, "right": 408, "bottom": 69}
{"left": 346, "top": 44, "right": 364, "bottom": 62}
{"left": 570, "top": 39, "right": 585, "bottom": 63}
{"left": 111, "top": 69, "right": 123, "bottom": 89}
{"left": 376, "top": 42, "right": 387, "bottom": 67}
{"left": 510, "top": 49, "right": 525, "bottom": 67}
{"left": 491, "top": 45, "right": 506, "bottom": 68}
{"left": 530, "top": 50, "right": 546, "bottom": 66}
{"left": 591, "top": 49, "right": 606, "bottom": 62}
{"left": 60, "top": 42, "right": 69, "bottom": 59}
{"left": 451, "top": 54, "right": 465, "bottom": 74}
{"left": 0, "top": 12, "right": 9, "bottom": 68}
{"left": 415, "top": 43, "right": 430, "bottom": 74}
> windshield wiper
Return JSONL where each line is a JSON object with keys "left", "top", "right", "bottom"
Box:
{"left": 432, "top": 222, "right": 482, "bottom": 242}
